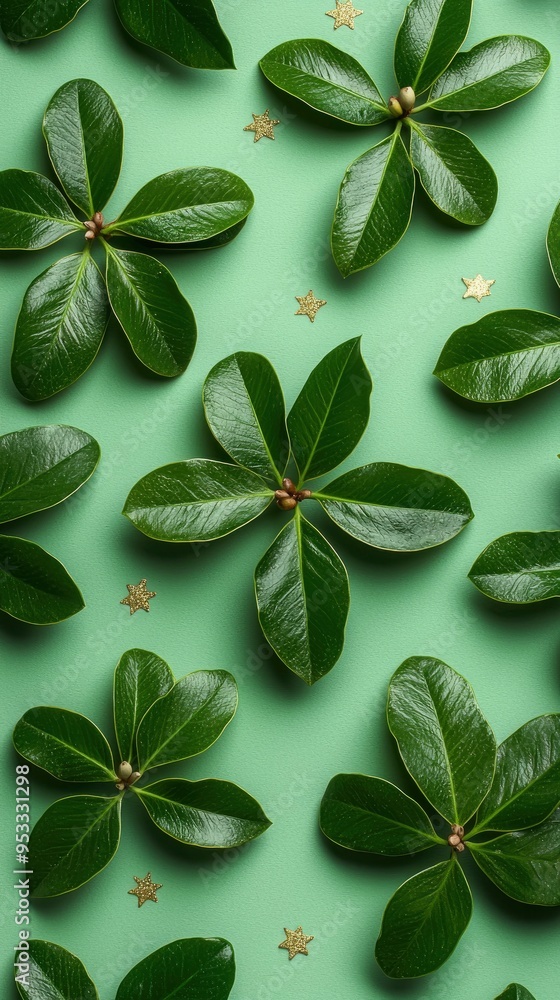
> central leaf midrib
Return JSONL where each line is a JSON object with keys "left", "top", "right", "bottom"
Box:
{"left": 438, "top": 339, "right": 560, "bottom": 376}
{"left": 109, "top": 251, "right": 180, "bottom": 366}
{"left": 268, "top": 57, "right": 386, "bottom": 113}
{"left": 140, "top": 679, "right": 229, "bottom": 770}
{"left": 431, "top": 52, "right": 541, "bottom": 103}
{"left": 296, "top": 346, "right": 357, "bottom": 484}
{"left": 133, "top": 490, "right": 271, "bottom": 513}
{"left": 329, "top": 796, "right": 439, "bottom": 842}
{"left": 21, "top": 718, "right": 113, "bottom": 776}
{"left": 316, "top": 493, "right": 461, "bottom": 519}
{"left": 386, "top": 861, "right": 457, "bottom": 971}
{"left": 139, "top": 785, "right": 258, "bottom": 826}
{"left": 412, "top": 125, "right": 483, "bottom": 212}
{"left": 36, "top": 796, "right": 120, "bottom": 887}
{"left": 0, "top": 439, "right": 89, "bottom": 509}
{"left": 425, "top": 673, "right": 460, "bottom": 823}
{"left": 351, "top": 132, "right": 400, "bottom": 267}
{"left": 112, "top": 198, "right": 244, "bottom": 230}
{"left": 477, "top": 755, "right": 560, "bottom": 830}
{"left": 0, "top": 542, "right": 78, "bottom": 604}
{"left": 238, "top": 364, "right": 283, "bottom": 483}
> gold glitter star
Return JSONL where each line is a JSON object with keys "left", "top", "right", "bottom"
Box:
{"left": 462, "top": 274, "right": 495, "bottom": 303}
{"left": 295, "top": 290, "right": 327, "bottom": 323}
{"left": 279, "top": 926, "right": 314, "bottom": 960}
{"left": 326, "top": 0, "right": 363, "bottom": 29}
{"left": 244, "top": 110, "right": 281, "bottom": 142}
{"left": 120, "top": 578, "right": 156, "bottom": 615}
{"left": 128, "top": 872, "right": 162, "bottom": 907}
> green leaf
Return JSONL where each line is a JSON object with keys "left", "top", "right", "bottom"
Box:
{"left": 259, "top": 39, "right": 389, "bottom": 126}
{"left": 475, "top": 716, "right": 560, "bottom": 833}
{"left": 375, "top": 859, "right": 472, "bottom": 978}
{"left": 428, "top": 36, "right": 550, "bottom": 111}
{"left": 394, "top": 0, "right": 472, "bottom": 94}
{"left": 11, "top": 253, "right": 109, "bottom": 400}
{"left": 123, "top": 459, "right": 272, "bottom": 542}
{"left": 0, "top": 0, "right": 89, "bottom": 42}
{"left": 203, "top": 352, "right": 288, "bottom": 484}
{"left": 113, "top": 648, "right": 175, "bottom": 764}
{"left": 331, "top": 131, "right": 415, "bottom": 277}
{"left": 114, "top": 0, "right": 235, "bottom": 70}
{"left": 254, "top": 511, "right": 350, "bottom": 685}
{"left": 547, "top": 199, "right": 560, "bottom": 289}
{"left": 287, "top": 338, "right": 372, "bottom": 483}
{"left": 13, "top": 707, "right": 114, "bottom": 782}
{"left": 135, "top": 777, "right": 271, "bottom": 847}
{"left": 0, "top": 534, "right": 85, "bottom": 625}
{"left": 116, "top": 938, "right": 235, "bottom": 1000}
{"left": 320, "top": 774, "right": 443, "bottom": 855}
{"left": 433, "top": 310, "right": 560, "bottom": 402}
{"left": 105, "top": 247, "right": 196, "bottom": 377}
{"left": 30, "top": 794, "right": 121, "bottom": 898}
{"left": 43, "top": 78, "right": 123, "bottom": 216}
{"left": 0, "top": 424, "right": 99, "bottom": 523}
{"left": 316, "top": 462, "right": 473, "bottom": 551}
{"left": 495, "top": 987, "right": 536, "bottom": 1000}
{"left": 0, "top": 169, "right": 81, "bottom": 250}
{"left": 136, "top": 669, "right": 238, "bottom": 770}
{"left": 470, "top": 811, "right": 560, "bottom": 905}
{"left": 409, "top": 123, "right": 497, "bottom": 225}
{"left": 15, "top": 940, "right": 98, "bottom": 1000}
{"left": 387, "top": 656, "right": 496, "bottom": 825}
{"left": 469, "top": 531, "right": 560, "bottom": 603}
{"left": 106, "top": 168, "right": 253, "bottom": 243}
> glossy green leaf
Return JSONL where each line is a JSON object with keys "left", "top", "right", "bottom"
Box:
{"left": 428, "top": 36, "right": 550, "bottom": 111}
{"left": 116, "top": 938, "right": 235, "bottom": 1000}
{"left": 409, "top": 122, "right": 497, "bottom": 225}
{"left": 475, "top": 716, "right": 560, "bottom": 833}
{"left": 114, "top": 0, "right": 234, "bottom": 70}
{"left": 113, "top": 648, "right": 174, "bottom": 764}
{"left": 15, "top": 940, "right": 98, "bottom": 1000}
{"left": 394, "top": 0, "right": 472, "bottom": 94}
{"left": 0, "top": 0, "right": 89, "bottom": 42}
{"left": 495, "top": 987, "right": 536, "bottom": 1000}
{"left": 470, "top": 811, "right": 560, "bottom": 905}
{"left": 11, "top": 253, "right": 109, "bottom": 400}
{"left": 320, "top": 774, "right": 443, "bottom": 855}
{"left": 387, "top": 656, "right": 496, "bottom": 824}
{"left": 287, "top": 338, "right": 372, "bottom": 483}
{"left": 106, "top": 168, "right": 253, "bottom": 243}
{"left": 375, "top": 859, "right": 472, "bottom": 978}
{"left": 0, "top": 424, "right": 99, "bottom": 523}
{"left": 547, "top": 199, "right": 560, "bottom": 289}
{"left": 254, "top": 512, "right": 349, "bottom": 685}
{"left": 177, "top": 217, "right": 247, "bottom": 251}
{"left": 316, "top": 462, "right": 473, "bottom": 551}
{"left": 332, "top": 131, "right": 415, "bottom": 277}
{"left": 0, "top": 169, "right": 80, "bottom": 250}
{"left": 259, "top": 39, "right": 389, "bottom": 126}
{"left": 30, "top": 794, "right": 121, "bottom": 898}
{"left": 13, "top": 706, "right": 114, "bottom": 782}
{"left": 105, "top": 247, "right": 196, "bottom": 377}
{"left": 434, "top": 310, "right": 560, "bottom": 402}
{"left": 136, "top": 669, "right": 238, "bottom": 770}
{"left": 0, "top": 534, "right": 84, "bottom": 624}
{"left": 135, "top": 777, "right": 271, "bottom": 847}
{"left": 469, "top": 531, "right": 560, "bottom": 604}
{"left": 43, "top": 78, "right": 123, "bottom": 216}
{"left": 203, "top": 352, "right": 288, "bottom": 484}
{"left": 123, "top": 459, "right": 273, "bottom": 542}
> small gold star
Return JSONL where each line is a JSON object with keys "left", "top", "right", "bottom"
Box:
{"left": 128, "top": 872, "right": 162, "bottom": 907}
{"left": 295, "top": 290, "right": 327, "bottom": 323}
{"left": 244, "top": 110, "right": 281, "bottom": 142}
{"left": 279, "top": 926, "right": 314, "bottom": 960}
{"left": 120, "top": 578, "right": 156, "bottom": 615}
{"left": 326, "top": 0, "right": 363, "bottom": 29}
{"left": 462, "top": 274, "right": 495, "bottom": 303}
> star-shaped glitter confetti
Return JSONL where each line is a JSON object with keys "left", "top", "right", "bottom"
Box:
{"left": 128, "top": 872, "right": 162, "bottom": 907}
{"left": 244, "top": 110, "right": 281, "bottom": 142}
{"left": 462, "top": 274, "right": 495, "bottom": 303}
{"left": 326, "top": 0, "right": 363, "bottom": 29}
{"left": 295, "top": 290, "right": 327, "bottom": 323}
{"left": 120, "top": 578, "right": 156, "bottom": 615}
{"left": 279, "top": 926, "right": 314, "bottom": 960}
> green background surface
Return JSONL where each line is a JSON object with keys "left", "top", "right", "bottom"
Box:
{"left": 1, "top": 0, "right": 560, "bottom": 997}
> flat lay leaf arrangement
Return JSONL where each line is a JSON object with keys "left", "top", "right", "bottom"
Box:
{"left": 0, "top": 424, "right": 99, "bottom": 624}
{"left": 434, "top": 196, "right": 560, "bottom": 403}
{"left": 0, "top": 0, "right": 235, "bottom": 70}
{"left": 259, "top": 0, "right": 549, "bottom": 277}
{"left": 1, "top": 77, "right": 253, "bottom": 400}
{"left": 13, "top": 648, "right": 271, "bottom": 898}
{"left": 321, "top": 657, "right": 560, "bottom": 978}
{"left": 123, "top": 339, "right": 474, "bottom": 685}
{"left": 15, "top": 937, "right": 235, "bottom": 1000}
